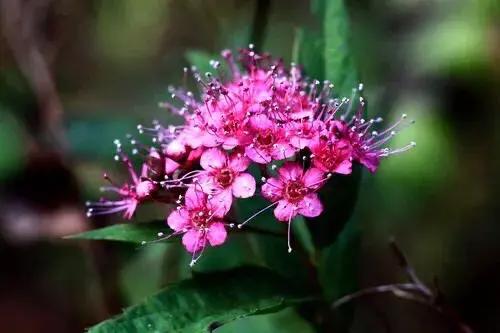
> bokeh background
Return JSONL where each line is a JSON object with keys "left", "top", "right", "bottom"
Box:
{"left": 0, "top": 0, "right": 498, "bottom": 332}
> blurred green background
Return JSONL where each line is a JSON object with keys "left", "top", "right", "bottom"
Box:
{"left": 0, "top": 0, "right": 498, "bottom": 332}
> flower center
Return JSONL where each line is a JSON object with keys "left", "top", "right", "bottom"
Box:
{"left": 191, "top": 208, "right": 211, "bottom": 229}
{"left": 215, "top": 168, "right": 234, "bottom": 188}
{"left": 318, "top": 146, "right": 338, "bottom": 169}
{"left": 256, "top": 130, "right": 275, "bottom": 148}
{"left": 284, "top": 180, "right": 307, "bottom": 203}
{"left": 222, "top": 119, "right": 239, "bottom": 135}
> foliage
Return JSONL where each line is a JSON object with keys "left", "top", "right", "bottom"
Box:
{"left": 88, "top": 266, "right": 311, "bottom": 333}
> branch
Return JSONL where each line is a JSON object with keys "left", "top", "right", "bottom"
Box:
{"left": 332, "top": 239, "right": 474, "bottom": 333}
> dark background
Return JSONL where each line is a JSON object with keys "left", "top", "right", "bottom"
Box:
{"left": 0, "top": 0, "right": 498, "bottom": 332}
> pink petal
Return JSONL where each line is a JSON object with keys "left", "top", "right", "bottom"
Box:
{"left": 184, "top": 187, "right": 205, "bottom": 209}
{"left": 245, "top": 146, "right": 272, "bottom": 164}
{"left": 360, "top": 153, "right": 380, "bottom": 173}
{"left": 290, "top": 136, "right": 310, "bottom": 149}
{"left": 200, "top": 148, "right": 227, "bottom": 171}
{"left": 209, "top": 190, "right": 233, "bottom": 216}
{"left": 298, "top": 193, "right": 323, "bottom": 218}
{"left": 271, "top": 143, "right": 297, "bottom": 160}
{"left": 228, "top": 151, "right": 250, "bottom": 172}
{"left": 278, "top": 162, "right": 304, "bottom": 181}
{"left": 334, "top": 159, "right": 352, "bottom": 175}
{"left": 222, "top": 137, "right": 239, "bottom": 150}
{"left": 232, "top": 173, "right": 256, "bottom": 198}
{"left": 201, "top": 132, "right": 222, "bottom": 148}
{"left": 274, "top": 200, "right": 298, "bottom": 222}
{"left": 164, "top": 157, "right": 180, "bottom": 174}
{"left": 303, "top": 167, "right": 325, "bottom": 189}
{"left": 187, "top": 147, "right": 204, "bottom": 163}
{"left": 167, "top": 208, "right": 189, "bottom": 231}
{"left": 196, "top": 173, "right": 220, "bottom": 195}
{"left": 183, "top": 127, "right": 204, "bottom": 149}
{"left": 166, "top": 140, "right": 186, "bottom": 158}
{"left": 182, "top": 229, "right": 205, "bottom": 253}
{"left": 249, "top": 114, "right": 273, "bottom": 131}
{"left": 207, "top": 222, "right": 227, "bottom": 246}
{"left": 123, "top": 200, "right": 138, "bottom": 219}
{"left": 261, "top": 177, "right": 283, "bottom": 201}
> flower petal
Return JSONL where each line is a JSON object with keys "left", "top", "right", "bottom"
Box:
{"left": 359, "top": 153, "right": 380, "bottom": 173}
{"left": 182, "top": 229, "right": 205, "bottom": 253}
{"left": 166, "top": 140, "right": 186, "bottom": 158}
{"left": 303, "top": 167, "right": 325, "bottom": 189}
{"left": 207, "top": 222, "right": 227, "bottom": 246}
{"left": 274, "top": 200, "right": 298, "bottom": 222}
{"left": 245, "top": 146, "right": 272, "bottom": 164}
{"left": 261, "top": 177, "right": 283, "bottom": 201}
{"left": 278, "top": 162, "right": 304, "bottom": 181}
{"left": 334, "top": 159, "right": 352, "bottom": 175}
{"left": 249, "top": 114, "right": 273, "bottom": 131}
{"left": 166, "top": 208, "right": 189, "bottom": 231}
{"left": 271, "top": 143, "right": 297, "bottom": 160}
{"left": 298, "top": 193, "right": 323, "bottom": 218}
{"left": 232, "top": 173, "right": 256, "bottom": 198}
{"left": 164, "top": 157, "right": 180, "bottom": 174}
{"left": 200, "top": 148, "right": 227, "bottom": 171}
{"left": 184, "top": 187, "right": 205, "bottom": 209}
{"left": 228, "top": 150, "right": 250, "bottom": 172}
{"left": 196, "top": 173, "right": 220, "bottom": 195}
{"left": 209, "top": 190, "right": 233, "bottom": 216}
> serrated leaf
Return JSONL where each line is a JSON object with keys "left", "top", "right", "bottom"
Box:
{"left": 66, "top": 220, "right": 170, "bottom": 243}
{"left": 88, "top": 266, "right": 313, "bottom": 333}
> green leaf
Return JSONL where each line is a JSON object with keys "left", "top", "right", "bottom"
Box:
{"left": 294, "top": 28, "right": 325, "bottom": 81}
{"left": 318, "top": 217, "right": 361, "bottom": 331}
{"left": 323, "top": 0, "right": 357, "bottom": 97}
{"left": 306, "top": 164, "right": 362, "bottom": 249}
{"left": 88, "top": 266, "right": 313, "bottom": 333}
{"left": 318, "top": 218, "right": 360, "bottom": 301}
{"left": 66, "top": 220, "right": 170, "bottom": 243}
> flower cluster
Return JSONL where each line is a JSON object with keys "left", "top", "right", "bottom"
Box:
{"left": 87, "top": 46, "right": 415, "bottom": 265}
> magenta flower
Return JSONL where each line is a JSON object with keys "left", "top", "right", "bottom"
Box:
{"left": 289, "top": 119, "right": 325, "bottom": 149}
{"left": 309, "top": 135, "right": 353, "bottom": 174}
{"left": 201, "top": 99, "right": 252, "bottom": 150}
{"left": 329, "top": 114, "right": 415, "bottom": 173}
{"left": 86, "top": 47, "right": 415, "bottom": 262}
{"left": 86, "top": 156, "right": 158, "bottom": 219}
{"left": 166, "top": 187, "right": 228, "bottom": 264}
{"left": 196, "top": 148, "right": 256, "bottom": 214}
{"left": 261, "top": 162, "right": 325, "bottom": 222}
{"left": 245, "top": 114, "right": 296, "bottom": 163}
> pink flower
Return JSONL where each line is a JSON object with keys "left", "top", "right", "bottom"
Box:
{"left": 87, "top": 156, "right": 158, "bottom": 219}
{"left": 289, "top": 119, "right": 325, "bottom": 149}
{"left": 166, "top": 187, "right": 228, "bottom": 264}
{"left": 328, "top": 114, "right": 415, "bottom": 173}
{"left": 245, "top": 114, "right": 296, "bottom": 163}
{"left": 261, "top": 162, "right": 325, "bottom": 222}
{"left": 200, "top": 99, "right": 251, "bottom": 149}
{"left": 197, "top": 148, "right": 256, "bottom": 214}
{"left": 309, "top": 135, "right": 352, "bottom": 174}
